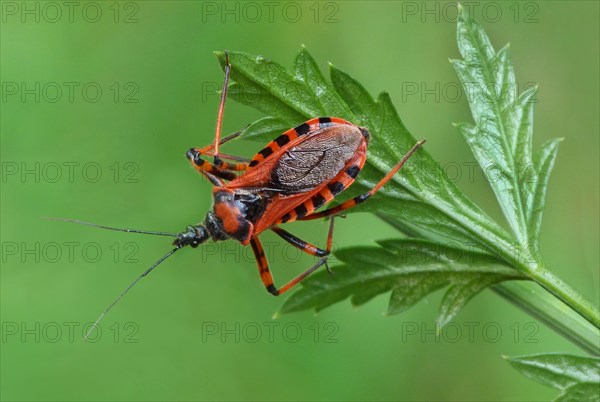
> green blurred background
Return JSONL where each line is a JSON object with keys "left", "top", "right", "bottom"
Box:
{"left": 1, "top": 1, "right": 598, "bottom": 400}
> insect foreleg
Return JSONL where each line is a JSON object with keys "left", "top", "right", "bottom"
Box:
{"left": 186, "top": 148, "right": 247, "bottom": 182}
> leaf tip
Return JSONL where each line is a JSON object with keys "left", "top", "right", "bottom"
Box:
{"left": 436, "top": 318, "right": 451, "bottom": 332}
{"left": 498, "top": 43, "right": 511, "bottom": 53}
{"left": 457, "top": 2, "right": 469, "bottom": 20}
{"left": 271, "top": 310, "right": 281, "bottom": 320}
{"left": 449, "top": 59, "right": 465, "bottom": 69}
{"left": 328, "top": 62, "right": 339, "bottom": 76}
{"left": 214, "top": 50, "right": 228, "bottom": 69}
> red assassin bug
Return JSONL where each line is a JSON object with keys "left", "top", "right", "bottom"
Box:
{"left": 52, "top": 52, "right": 425, "bottom": 339}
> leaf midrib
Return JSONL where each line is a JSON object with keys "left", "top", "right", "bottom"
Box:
{"left": 463, "top": 18, "right": 530, "bottom": 243}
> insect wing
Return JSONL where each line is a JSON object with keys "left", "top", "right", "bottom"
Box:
{"left": 269, "top": 124, "right": 363, "bottom": 194}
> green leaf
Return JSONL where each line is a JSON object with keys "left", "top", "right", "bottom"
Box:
{"left": 437, "top": 272, "right": 508, "bottom": 327}
{"left": 279, "top": 239, "right": 526, "bottom": 324}
{"left": 218, "top": 49, "right": 513, "bottom": 253}
{"left": 451, "top": 7, "right": 561, "bottom": 246}
{"left": 556, "top": 383, "right": 600, "bottom": 402}
{"left": 218, "top": 47, "right": 525, "bottom": 324}
{"left": 506, "top": 354, "right": 600, "bottom": 401}
{"left": 215, "top": 50, "right": 315, "bottom": 124}
{"left": 215, "top": 44, "right": 600, "bottom": 335}
{"left": 294, "top": 48, "right": 355, "bottom": 118}
{"left": 329, "top": 64, "right": 379, "bottom": 124}
{"left": 530, "top": 138, "right": 562, "bottom": 240}
{"left": 239, "top": 116, "right": 290, "bottom": 143}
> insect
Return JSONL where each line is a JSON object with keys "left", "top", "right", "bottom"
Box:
{"left": 52, "top": 52, "right": 425, "bottom": 339}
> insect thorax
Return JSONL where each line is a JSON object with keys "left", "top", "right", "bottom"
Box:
{"left": 205, "top": 189, "right": 269, "bottom": 243}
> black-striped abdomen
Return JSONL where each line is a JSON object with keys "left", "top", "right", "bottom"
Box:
{"left": 247, "top": 117, "right": 357, "bottom": 169}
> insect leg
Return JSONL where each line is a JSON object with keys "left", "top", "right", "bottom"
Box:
{"left": 195, "top": 130, "right": 252, "bottom": 164}
{"left": 270, "top": 217, "right": 335, "bottom": 257}
{"left": 212, "top": 50, "right": 230, "bottom": 166}
{"left": 186, "top": 148, "right": 248, "bottom": 182}
{"left": 300, "top": 139, "right": 425, "bottom": 221}
{"left": 250, "top": 235, "right": 329, "bottom": 296}
{"left": 190, "top": 152, "right": 248, "bottom": 172}
{"left": 204, "top": 171, "right": 225, "bottom": 187}
{"left": 188, "top": 129, "right": 251, "bottom": 181}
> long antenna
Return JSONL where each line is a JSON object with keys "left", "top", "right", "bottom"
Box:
{"left": 44, "top": 217, "right": 179, "bottom": 237}
{"left": 83, "top": 247, "right": 180, "bottom": 341}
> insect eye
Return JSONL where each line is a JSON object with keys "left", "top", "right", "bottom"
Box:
{"left": 186, "top": 148, "right": 198, "bottom": 162}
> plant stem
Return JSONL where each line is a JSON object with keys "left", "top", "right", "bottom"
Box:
{"left": 381, "top": 213, "right": 600, "bottom": 351}
{"left": 526, "top": 267, "right": 600, "bottom": 329}
{"left": 479, "top": 229, "right": 600, "bottom": 332}
{"left": 493, "top": 282, "right": 600, "bottom": 356}
{"left": 420, "top": 218, "right": 600, "bottom": 349}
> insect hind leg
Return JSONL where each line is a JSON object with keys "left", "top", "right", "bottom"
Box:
{"left": 250, "top": 236, "right": 328, "bottom": 296}
{"left": 270, "top": 217, "right": 335, "bottom": 258}
{"left": 251, "top": 219, "right": 335, "bottom": 296}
